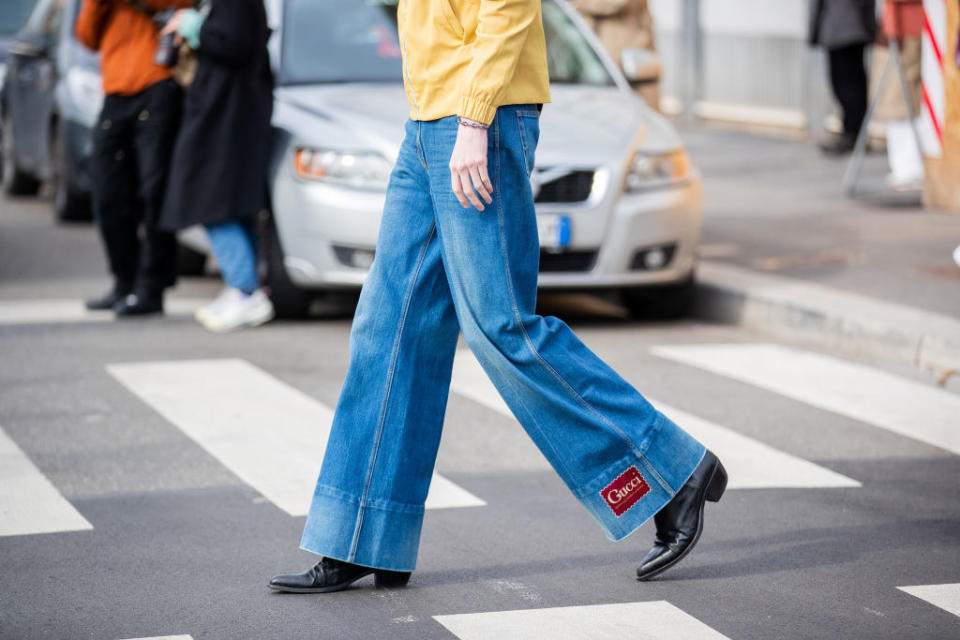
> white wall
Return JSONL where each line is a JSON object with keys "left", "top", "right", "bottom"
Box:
{"left": 649, "top": 0, "right": 809, "bottom": 37}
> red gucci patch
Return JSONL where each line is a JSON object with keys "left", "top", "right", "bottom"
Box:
{"left": 601, "top": 466, "right": 650, "bottom": 516}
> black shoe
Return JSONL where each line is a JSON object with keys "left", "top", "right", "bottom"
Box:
{"left": 85, "top": 284, "right": 132, "bottom": 311}
{"left": 268, "top": 557, "right": 411, "bottom": 594}
{"left": 114, "top": 292, "right": 163, "bottom": 317}
{"left": 636, "top": 449, "right": 727, "bottom": 581}
{"left": 818, "top": 134, "right": 856, "bottom": 155}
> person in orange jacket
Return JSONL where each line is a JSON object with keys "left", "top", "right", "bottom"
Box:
{"left": 76, "top": 0, "right": 191, "bottom": 316}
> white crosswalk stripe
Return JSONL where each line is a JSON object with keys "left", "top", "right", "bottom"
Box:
{"left": 652, "top": 401, "right": 859, "bottom": 489}
{"left": 107, "top": 359, "right": 485, "bottom": 516}
{"left": 0, "top": 298, "right": 208, "bottom": 325}
{"left": 897, "top": 584, "right": 960, "bottom": 618}
{"left": 651, "top": 343, "right": 960, "bottom": 456}
{"left": 450, "top": 350, "right": 859, "bottom": 489}
{"left": 117, "top": 636, "right": 193, "bottom": 640}
{"left": 0, "top": 425, "right": 93, "bottom": 537}
{"left": 433, "top": 601, "right": 732, "bottom": 639}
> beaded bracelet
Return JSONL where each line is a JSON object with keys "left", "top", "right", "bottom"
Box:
{"left": 457, "top": 117, "right": 489, "bottom": 129}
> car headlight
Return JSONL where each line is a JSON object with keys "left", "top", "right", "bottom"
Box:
{"left": 294, "top": 147, "right": 391, "bottom": 191}
{"left": 65, "top": 67, "right": 104, "bottom": 124}
{"left": 624, "top": 149, "right": 692, "bottom": 192}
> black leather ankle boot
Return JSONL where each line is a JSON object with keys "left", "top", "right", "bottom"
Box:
{"left": 269, "top": 557, "right": 411, "bottom": 593}
{"left": 636, "top": 450, "right": 727, "bottom": 581}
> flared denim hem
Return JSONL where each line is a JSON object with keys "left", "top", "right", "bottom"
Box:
{"left": 297, "top": 110, "right": 710, "bottom": 572}
{"left": 299, "top": 485, "right": 423, "bottom": 572}
{"left": 580, "top": 413, "right": 706, "bottom": 542}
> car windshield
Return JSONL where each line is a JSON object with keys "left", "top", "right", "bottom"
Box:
{"left": 0, "top": 0, "right": 38, "bottom": 36}
{"left": 279, "top": 0, "right": 614, "bottom": 87}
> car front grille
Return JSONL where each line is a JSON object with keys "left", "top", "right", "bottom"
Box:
{"left": 539, "top": 250, "right": 598, "bottom": 272}
{"left": 534, "top": 170, "right": 595, "bottom": 203}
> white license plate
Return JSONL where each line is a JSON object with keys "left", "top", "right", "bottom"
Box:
{"left": 537, "top": 214, "right": 571, "bottom": 248}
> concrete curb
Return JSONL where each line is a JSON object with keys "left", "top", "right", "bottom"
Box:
{"left": 694, "top": 261, "right": 960, "bottom": 384}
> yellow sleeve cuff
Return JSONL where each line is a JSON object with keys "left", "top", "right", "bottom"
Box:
{"left": 458, "top": 96, "right": 498, "bottom": 126}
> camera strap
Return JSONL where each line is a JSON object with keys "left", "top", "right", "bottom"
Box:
{"left": 126, "top": 0, "right": 159, "bottom": 18}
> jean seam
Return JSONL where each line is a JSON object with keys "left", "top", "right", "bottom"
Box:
{"left": 496, "top": 113, "right": 646, "bottom": 468}
{"left": 315, "top": 484, "right": 427, "bottom": 514}
{"left": 516, "top": 112, "right": 530, "bottom": 163}
{"left": 348, "top": 218, "right": 438, "bottom": 561}
{"left": 488, "top": 115, "right": 579, "bottom": 481}
{"left": 415, "top": 120, "right": 428, "bottom": 169}
{"left": 636, "top": 415, "right": 675, "bottom": 494}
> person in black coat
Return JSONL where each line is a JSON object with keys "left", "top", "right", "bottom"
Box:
{"left": 159, "top": 0, "right": 276, "bottom": 331}
{"left": 809, "top": 0, "right": 877, "bottom": 154}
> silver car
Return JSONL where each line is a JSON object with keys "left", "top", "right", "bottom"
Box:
{"left": 263, "top": 0, "right": 701, "bottom": 317}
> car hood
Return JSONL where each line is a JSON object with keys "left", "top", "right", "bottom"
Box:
{"left": 273, "top": 83, "right": 683, "bottom": 168}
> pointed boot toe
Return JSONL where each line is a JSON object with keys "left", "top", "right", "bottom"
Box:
{"left": 269, "top": 557, "right": 410, "bottom": 594}
{"left": 636, "top": 449, "right": 727, "bottom": 581}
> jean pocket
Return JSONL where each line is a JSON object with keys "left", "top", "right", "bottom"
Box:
{"left": 516, "top": 111, "right": 540, "bottom": 177}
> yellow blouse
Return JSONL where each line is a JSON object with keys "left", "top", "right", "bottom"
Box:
{"left": 397, "top": 0, "right": 553, "bottom": 125}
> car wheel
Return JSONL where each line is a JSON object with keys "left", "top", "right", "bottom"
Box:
{"left": 1, "top": 112, "right": 41, "bottom": 196}
{"left": 258, "top": 212, "right": 314, "bottom": 319}
{"left": 177, "top": 242, "right": 208, "bottom": 276}
{"left": 51, "top": 125, "right": 92, "bottom": 222}
{"left": 622, "top": 275, "right": 696, "bottom": 320}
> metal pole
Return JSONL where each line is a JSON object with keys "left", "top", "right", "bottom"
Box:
{"left": 681, "top": 0, "right": 702, "bottom": 117}
{"left": 842, "top": 48, "right": 892, "bottom": 196}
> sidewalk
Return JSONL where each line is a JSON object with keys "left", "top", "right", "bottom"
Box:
{"left": 678, "top": 121, "right": 960, "bottom": 382}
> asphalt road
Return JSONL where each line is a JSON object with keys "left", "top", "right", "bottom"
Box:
{"left": 1, "top": 194, "right": 958, "bottom": 640}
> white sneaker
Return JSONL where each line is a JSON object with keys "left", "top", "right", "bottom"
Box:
{"left": 884, "top": 172, "right": 924, "bottom": 192}
{"left": 195, "top": 287, "right": 239, "bottom": 325}
{"left": 199, "top": 288, "right": 275, "bottom": 333}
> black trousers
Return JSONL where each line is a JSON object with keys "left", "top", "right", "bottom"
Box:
{"left": 91, "top": 79, "right": 181, "bottom": 296}
{"left": 827, "top": 43, "right": 868, "bottom": 139}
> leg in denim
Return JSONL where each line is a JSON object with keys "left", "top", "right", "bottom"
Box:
{"left": 301, "top": 110, "right": 705, "bottom": 572}
{"left": 301, "top": 119, "right": 462, "bottom": 570}
{"left": 206, "top": 220, "right": 259, "bottom": 294}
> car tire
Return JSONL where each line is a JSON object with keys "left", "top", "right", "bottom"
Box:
{"left": 622, "top": 275, "right": 696, "bottom": 320}
{"left": 177, "top": 242, "right": 208, "bottom": 276}
{"left": 51, "top": 124, "right": 92, "bottom": 222}
{"left": 2, "top": 112, "right": 42, "bottom": 196}
{"left": 259, "top": 212, "right": 314, "bottom": 319}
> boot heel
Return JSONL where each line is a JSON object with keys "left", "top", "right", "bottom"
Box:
{"left": 374, "top": 570, "right": 411, "bottom": 589}
{"left": 705, "top": 461, "right": 727, "bottom": 503}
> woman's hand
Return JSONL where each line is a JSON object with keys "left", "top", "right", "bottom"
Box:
{"left": 160, "top": 9, "right": 187, "bottom": 45}
{"left": 449, "top": 122, "right": 494, "bottom": 211}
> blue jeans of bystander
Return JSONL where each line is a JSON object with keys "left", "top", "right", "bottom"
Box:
{"left": 205, "top": 220, "right": 259, "bottom": 294}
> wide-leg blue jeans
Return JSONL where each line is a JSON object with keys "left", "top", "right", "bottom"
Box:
{"left": 300, "top": 105, "right": 706, "bottom": 572}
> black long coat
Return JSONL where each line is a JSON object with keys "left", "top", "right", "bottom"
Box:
{"left": 808, "top": 0, "right": 877, "bottom": 49}
{"left": 160, "top": 0, "right": 273, "bottom": 231}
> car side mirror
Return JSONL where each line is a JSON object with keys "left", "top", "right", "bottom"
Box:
{"left": 621, "top": 48, "right": 662, "bottom": 83}
{"left": 9, "top": 33, "right": 50, "bottom": 59}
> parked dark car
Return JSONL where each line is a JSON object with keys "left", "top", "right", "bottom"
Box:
{"left": 1, "top": 0, "right": 101, "bottom": 221}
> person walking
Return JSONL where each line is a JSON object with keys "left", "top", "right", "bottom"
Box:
{"left": 809, "top": 0, "right": 878, "bottom": 155}
{"left": 157, "top": 0, "right": 275, "bottom": 332}
{"left": 76, "top": 0, "right": 190, "bottom": 316}
{"left": 875, "top": 0, "right": 925, "bottom": 191}
{"left": 269, "top": 0, "right": 726, "bottom": 593}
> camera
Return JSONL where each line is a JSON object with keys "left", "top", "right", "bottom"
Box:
{"left": 153, "top": 10, "right": 179, "bottom": 67}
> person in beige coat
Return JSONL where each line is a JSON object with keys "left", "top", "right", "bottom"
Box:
{"left": 873, "top": 0, "right": 925, "bottom": 189}
{"left": 572, "top": 0, "right": 661, "bottom": 110}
